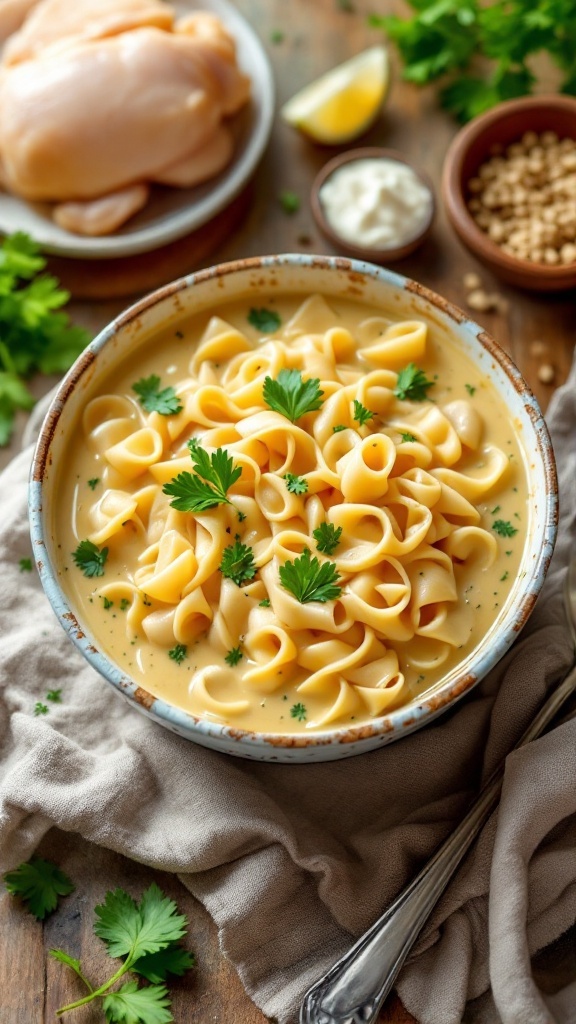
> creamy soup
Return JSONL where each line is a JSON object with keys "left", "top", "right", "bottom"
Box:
{"left": 55, "top": 293, "right": 529, "bottom": 733}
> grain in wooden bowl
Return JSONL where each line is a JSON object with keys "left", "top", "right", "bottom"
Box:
{"left": 442, "top": 95, "right": 576, "bottom": 291}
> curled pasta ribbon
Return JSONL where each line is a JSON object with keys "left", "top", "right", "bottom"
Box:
{"left": 142, "top": 607, "right": 177, "bottom": 646}
{"left": 289, "top": 333, "right": 339, "bottom": 381}
{"left": 236, "top": 411, "right": 318, "bottom": 476}
{"left": 283, "top": 294, "right": 338, "bottom": 338}
{"left": 354, "top": 369, "right": 397, "bottom": 418}
{"left": 313, "top": 390, "right": 356, "bottom": 447}
{"left": 307, "top": 679, "right": 361, "bottom": 727}
{"left": 191, "top": 666, "right": 251, "bottom": 717}
{"left": 225, "top": 345, "right": 288, "bottom": 408}
{"left": 408, "top": 407, "right": 462, "bottom": 466}
{"left": 442, "top": 526, "right": 498, "bottom": 569}
{"left": 359, "top": 319, "right": 427, "bottom": 368}
{"left": 173, "top": 587, "right": 213, "bottom": 644}
{"left": 341, "top": 560, "right": 413, "bottom": 641}
{"left": 186, "top": 510, "right": 228, "bottom": 588}
{"left": 384, "top": 496, "right": 434, "bottom": 558}
{"left": 406, "top": 637, "right": 451, "bottom": 671}
{"left": 243, "top": 624, "right": 298, "bottom": 693}
{"left": 297, "top": 627, "right": 385, "bottom": 692}
{"left": 88, "top": 490, "right": 140, "bottom": 547}
{"left": 443, "top": 400, "right": 482, "bottom": 450}
{"left": 182, "top": 385, "right": 254, "bottom": 428}
{"left": 256, "top": 473, "right": 307, "bottom": 523}
{"left": 211, "top": 577, "right": 255, "bottom": 651}
{"left": 105, "top": 428, "right": 164, "bottom": 481}
{"left": 83, "top": 394, "right": 140, "bottom": 454}
{"left": 331, "top": 504, "right": 395, "bottom": 571}
{"left": 190, "top": 316, "right": 252, "bottom": 374}
{"left": 338, "top": 434, "right": 396, "bottom": 503}
{"left": 260, "top": 560, "right": 353, "bottom": 634}
{"left": 138, "top": 530, "right": 196, "bottom": 603}
{"left": 391, "top": 468, "right": 442, "bottom": 509}
{"left": 97, "top": 582, "right": 146, "bottom": 640}
{"left": 431, "top": 446, "right": 509, "bottom": 501}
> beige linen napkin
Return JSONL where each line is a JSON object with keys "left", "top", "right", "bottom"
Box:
{"left": 1, "top": 357, "right": 576, "bottom": 1024}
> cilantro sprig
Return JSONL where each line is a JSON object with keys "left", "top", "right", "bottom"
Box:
{"left": 394, "top": 364, "right": 435, "bottom": 402}
{"left": 0, "top": 232, "right": 89, "bottom": 446}
{"left": 132, "top": 375, "right": 182, "bottom": 416}
{"left": 219, "top": 538, "right": 257, "bottom": 586}
{"left": 263, "top": 368, "right": 324, "bottom": 422}
{"left": 72, "top": 539, "right": 108, "bottom": 578}
{"left": 50, "top": 883, "right": 194, "bottom": 1021}
{"left": 163, "top": 442, "right": 242, "bottom": 514}
{"left": 279, "top": 548, "right": 341, "bottom": 604}
{"left": 3, "top": 857, "right": 74, "bottom": 920}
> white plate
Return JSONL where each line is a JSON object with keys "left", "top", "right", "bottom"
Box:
{"left": 0, "top": 0, "right": 274, "bottom": 259}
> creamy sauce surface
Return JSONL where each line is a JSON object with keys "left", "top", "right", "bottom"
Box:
{"left": 54, "top": 293, "right": 530, "bottom": 733}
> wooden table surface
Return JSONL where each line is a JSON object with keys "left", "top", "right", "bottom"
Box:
{"left": 1, "top": 2, "right": 575, "bottom": 1022}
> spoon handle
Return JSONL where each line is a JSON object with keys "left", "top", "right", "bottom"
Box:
{"left": 300, "top": 662, "right": 576, "bottom": 1024}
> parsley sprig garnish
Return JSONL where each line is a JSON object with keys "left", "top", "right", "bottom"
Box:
{"left": 50, "top": 883, "right": 194, "bottom": 1021}
{"left": 492, "top": 519, "right": 518, "bottom": 537}
{"left": 312, "top": 522, "right": 342, "bottom": 556}
{"left": 219, "top": 538, "right": 257, "bottom": 586}
{"left": 3, "top": 857, "right": 74, "bottom": 920}
{"left": 163, "top": 442, "right": 242, "bottom": 514}
{"left": 225, "top": 646, "right": 243, "bottom": 666}
{"left": 132, "top": 375, "right": 183, "bottom": 416}
{"left": 283, "top": 472, "right": 308, "bottom": 495}
{"left": 290, "top": 702, "right": 307, "bottom": 722}
{"left": 168, "top": 644, "right": 187, "bottom": 664}
{"left": 279, "top": 548, "right": 342, "bottom": 604}
{"left": 394, "top": 364, "right": 435, "bottom": 402}
{"left": 399, "top": 431, "right": 417, "bottom": 443}
{"left": 72, "top": 539, "right": 108, "bottom": 578}
{"left": 353, "top": 399, "right": 375, "bottom": 427}
{"left": 263, "top": 368, "right": 324, "bottom": 422}
{"left": 248, "top": 307, "right": 281, "bottom": 333}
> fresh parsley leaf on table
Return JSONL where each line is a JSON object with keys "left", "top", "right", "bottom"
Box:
{"left": 370, "top": 0, "right": 576, "bottom": 123}
{"left": 263, "top": 368, "right": 324, "bottom": 422}
{"left": 279, "top": 548, "right": 341, "bottom": 604}
{"left": 247, "top": 307, "right": 281, "bottom": 333}
{"left": 3, "top": 857, "right": 74, "bottom": 920}
{"left": 0, "top": 232, "right": 89, "bottom": 445}
{"left": 163, "top": 443, "right": 242, "bottom": 514}
{"left": 102, "top": 981, "right": 173, "bottom": 1023}
{"left": 394, "top": 364, "right": 435, "bottom": 402}
{"left": 219, "top": 539, "right": 257, "bottom": 586}
{"left": 72, "top": 539, "right": 109, "bottom": 578}
{"left": 132, "top": 375, "right": 183, "bottom": 416}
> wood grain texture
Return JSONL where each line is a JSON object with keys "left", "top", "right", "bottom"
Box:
{"left": 1, "top": 1, "right": 575, "bottom": 1022}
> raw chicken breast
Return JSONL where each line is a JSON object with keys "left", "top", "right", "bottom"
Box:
{"left": 0, "top": 9, "right": 251, "bottom": 234}
{"left": 3, "top": 0, "right": 174, "bottom": 64}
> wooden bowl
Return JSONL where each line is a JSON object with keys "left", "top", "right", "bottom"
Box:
{"left": 311, "top": 147, "right": 435, "bottom": 262}
{"left": 442, "top": 94, "right": 576, "bottom": 291}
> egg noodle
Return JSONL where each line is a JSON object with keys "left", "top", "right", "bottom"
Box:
{"left": 61, "top": 295, "right": 527, "bottom": 732}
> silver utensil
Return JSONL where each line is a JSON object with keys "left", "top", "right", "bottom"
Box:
{"left": 300, "top": 556, "right": 576, "bottom": 1024}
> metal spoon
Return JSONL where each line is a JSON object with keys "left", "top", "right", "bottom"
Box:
{"left": 300, "top": 557, "right": 576, "bottom": 1024}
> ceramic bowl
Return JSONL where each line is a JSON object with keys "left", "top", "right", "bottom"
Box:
{"left": 30, "top": 255, "right": 558, "bottom": 763}
{"left": 311, "top": 147, "right": 435, "bottom": 262}
{"left": 442, "top": 94, "right": 576, "bottom": 291}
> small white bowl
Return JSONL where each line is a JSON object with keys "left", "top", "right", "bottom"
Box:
{"left": 30, "top": 255, "right": 558, "bottom": 763}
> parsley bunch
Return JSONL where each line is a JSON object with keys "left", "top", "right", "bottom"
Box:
{"left": 0, "top": 232, "right": 89, "bottom": 445}
{"left": 370, "top": 0, "right": 576, "bottom": 122}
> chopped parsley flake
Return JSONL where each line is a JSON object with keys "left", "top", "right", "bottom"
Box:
{"left": 290, "top": 702, "right": 307, "bottom": 722}
{"left": 394, "top": 363, "right": 435, "bottom": 402}
{"left": 399, "top": 431, "right": 417, "bottom": 443}
{"left": 34, "top": 702, "right": 49, "bottom": 716}
{"left": 332, "top": 424, "right": 347, "bottom": 433}
{"left": 46, "top": 689, "right": 62, "bottom": 703}
{"left": 72, "top": 540, "right": 108, "bottom": 578}
{"left": 102, "top": 596, "right": 114, "bottom": 610}
{"left": 225, "top": 646, "right": 243, "bottom": 667}
{"left": 119, "top": 598, "right": 130, "bottom": 611}
{"left": 492, "top": 519, "right": 518, "bottom": 537}
{"left": 465, "top": 383, "right": 476, "bottom": 396}
{"left": 279, "top": 190, "right": 300, "bottom": 214}
{"left": 19, "top": 557, "right": 32, "bottom": 572}
{"left": 87, "top": 478, "right": 100, "bottom": 490}
{"left": 270, "top": 28, "right": 285, "bottom": 43}
{"left": 259, "top": 598, "right": 271, "bottom": 607}
{"left": 132, "top": 375, "right": 183, "bottom": 416}
{"left": 283, "top": 472, "right": 308, "bottom": 495}
{"left": 247, "top": 307, "right": 281, "bottom": 333}
{"left": 168, "top": 644, "right": 187, "bottom": 664}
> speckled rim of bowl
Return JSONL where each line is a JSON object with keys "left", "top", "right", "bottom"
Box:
{"left": 442, "top": 94, "right": 576, "bottom": 290}
{"left": 29, "top": 254, "right": 558, "bottom": 763}
{"left": 311, "top": 147, "right": 436, "bottom": 262}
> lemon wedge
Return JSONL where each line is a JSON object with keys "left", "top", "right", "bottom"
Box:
{"left": 280, "top": 46, "right": 389, "bottom": 145}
